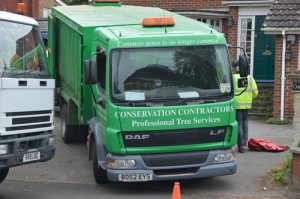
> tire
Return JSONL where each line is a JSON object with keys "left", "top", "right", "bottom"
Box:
{"left": 76, "top": 125, "right": 89, "bottom": 143}
{"left": 61, "top": 102, "right": 88, "bottom": 143}
{"left": 60, "top": 103, "right": 75, "bottom": 143}
{"left": 0, "top": 168, "right": 9, "bottom": 183}
{"left": 93, "top": 143, "right": 108, "bottom": 184}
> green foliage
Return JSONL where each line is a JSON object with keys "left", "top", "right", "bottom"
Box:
{"left": 63, "top": 0, "right": 88, "bottom": 5}
{"left": 268, "top": 154, "right": 292, "bottom": 185}
{"left": 266, "top": 117, "right": 289, "bottom": 125}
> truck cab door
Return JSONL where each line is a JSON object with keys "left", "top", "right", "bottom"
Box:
{"left": 95, "top": 45, "right": 107, "bottom": 133}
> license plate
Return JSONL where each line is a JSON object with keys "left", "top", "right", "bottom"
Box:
{"left": 118, "top": 173, "right": 153, "bottom": 182}
{"left": 23, "top": 151, "right": 40, "bottom": 162}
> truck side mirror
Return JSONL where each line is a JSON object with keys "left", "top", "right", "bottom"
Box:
{"left": 228, "top": 45, "right": 249, "bottom": 78}
{"left": 84, "top": 60, "right": 97, "bottom": 84}
{"left": 238, "top": 54, "right": 249, "bottom": 78}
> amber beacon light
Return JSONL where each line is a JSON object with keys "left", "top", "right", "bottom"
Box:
{"left": 142, "top": 17, "right": 175, "bottom": 27}
{"left": 17, "top": 3, "right": 26, "bottom": 15}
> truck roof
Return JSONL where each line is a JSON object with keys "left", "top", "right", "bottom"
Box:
{"left": 0, "top": 11, "right": 38, "bottom": 26}
{"left": 51, "top": 5, "right": 223, "bottom": 39}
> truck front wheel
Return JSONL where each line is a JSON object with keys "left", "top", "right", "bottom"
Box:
{"left": 61, "top": 103, "right": 74, "bottom": 143}
{"left": 93, "top": 144, "right": 108, "bottom": 184}
{"left": 0, "top": 168, "right": 9, "bottom": 183}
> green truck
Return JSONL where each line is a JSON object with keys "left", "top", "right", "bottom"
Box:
{"left": 49, "top": 1, "right": 248, "bottom": 183}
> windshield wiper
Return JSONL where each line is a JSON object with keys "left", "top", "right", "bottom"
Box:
{"left": 9, "top": 70, "right": 44, "bottom": 78}
{"left": 205, "top": 94, "right": 232, "bottom": 99}
{"left": 1, "top": 67, "right": 10, "bottom": 78}
{"left": 2, "top": 59, "right": 7, "bottom": 67}
{"left": 114, "top": 100, "right": 164, "bottom": 107}
{"left": 129, "top": 102, "right": 149, "bottom": 107}
{"left": 114, "top": 94, "right": 231, "bottom": 107}
{"left": 113, "top": 101, "right": 153, "bottom": 107}
{"left": 200, "top": 95, "right": 232, "bottom": 103}
{"left": 172, "top": 95, "right": 231, "bottom": 105}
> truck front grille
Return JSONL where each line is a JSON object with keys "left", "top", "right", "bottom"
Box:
{"left": 122, "top": 126, "right": 227, "bottom": 147}
{"left": 19, "top": 139, "right": 42, "bottom": 152}
{"left": 6, "top": 110, "right": 52, "bottom": 116}
{"left": 12, "top": 116, "right": 50, "bottom": 125}
{"left": 4, "top": 110, "right": 53, "bottom": 133}
{"left": 6, "top": 123, "right": 52, "bottom": 131}
{"left": 142, "top": 151, "right": 209, "bottom": 167}
{"left": 153, "top": 167, "right": 199, "bottom": 176}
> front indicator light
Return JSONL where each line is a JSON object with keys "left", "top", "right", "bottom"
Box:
{"left": 215, "top": 152, "right": 235, "bottom": 162}
{"left": 108, "top": 159, "right": 136, "bottom": 169}
{"left": 48, "top": 137, "right": 55, "bottom": 146}
{"left": 0, "top": 144, "right": 9, "bottom": 155}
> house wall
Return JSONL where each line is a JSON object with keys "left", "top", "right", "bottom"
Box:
{"left": 273, "top": 35, "right": 299, "bottom": 121}
{"left": 0, "top": 0, "right": 39, "bottom": 17}
{"left": 0, "top": 0, "right": 18, "bottom": 13}
{"left": 39, "top": 0, "right": 55, "bottom": 17}
{"left": 122, "top": 0, "right": 223, "bottom": 9}
{"left": 226, "top": 6, "right": 238, "bottom": 58}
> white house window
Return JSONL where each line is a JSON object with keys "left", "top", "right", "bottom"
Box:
{"left": 239, "top": 18, "right": 252, "bottom": 58}
{"left": 298, "top": 35, "right": 300, "bottom": 70}
{"left": 237, "top": 16, "right": 255, "bottom": 75}
{"left": 197, "top": 18, "right": 223, "bottom": 33}
{"left": 42, "top": 8, "right": 50, "bottom": 18}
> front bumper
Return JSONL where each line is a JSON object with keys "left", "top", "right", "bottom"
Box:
{"left": 106, "top": 148, "right": 237, "bottom": 182}
{"left": 0, "top": 132, "right": 55, "bottom": 169}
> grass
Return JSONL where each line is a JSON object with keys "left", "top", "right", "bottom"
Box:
{"left": 266, "top": 117, "right": 289, "bottom": 125}
{"left": 268, "top": 154, "right": 292, "bottom": 185}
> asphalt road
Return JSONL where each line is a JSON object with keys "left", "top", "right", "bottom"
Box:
{"left": 0, "top": 116, "right": 295, "bottom": 199}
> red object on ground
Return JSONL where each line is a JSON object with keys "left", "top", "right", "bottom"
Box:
{"left": 248, "top": 138, "right": 289, "bottom": 152}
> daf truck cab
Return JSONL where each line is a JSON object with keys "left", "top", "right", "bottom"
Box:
{"left": 0, "top": 11, "right": 55, "bottom": 183}
{"left": 49, "top": 1, "right": 250, "bottom": 184}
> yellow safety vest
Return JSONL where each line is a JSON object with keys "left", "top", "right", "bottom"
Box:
{"left": 233, "top": 74, "right": 258, "bottom": 109}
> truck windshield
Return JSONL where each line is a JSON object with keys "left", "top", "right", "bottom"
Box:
{"left": 0, "top": 20, "right": 48, "bottom": 78}
{"left": 111, "top": 45, "right": 232, "bottom": 104}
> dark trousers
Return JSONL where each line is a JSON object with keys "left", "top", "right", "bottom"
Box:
{"left": 236, "top": 109, "right": 249, "bottom": 148}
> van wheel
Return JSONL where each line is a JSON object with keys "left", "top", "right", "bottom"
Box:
{"left": 0, "top": 168, "right": 9, "bottom": 183}
{"left": 93, "top": 144, "right": 108, "bottom": 184}
{"left": 61, "top": 103, "right": 74, "bottom": 143}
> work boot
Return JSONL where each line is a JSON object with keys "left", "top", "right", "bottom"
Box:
{"left": 238, "top": 147, "right": 246, "bottom": 153}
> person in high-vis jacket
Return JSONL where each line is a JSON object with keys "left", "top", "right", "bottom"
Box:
{"left": 233, "top": 72, "right": 258, "bottom": 153}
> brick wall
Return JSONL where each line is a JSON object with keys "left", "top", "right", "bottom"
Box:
{"left": 122, "top": 0, "right": 223, "bottom": 10}
{"left": 273, "top": 35, "right": 299, "bottom": 121}
{"left": 293, "top": 153, "right": 300, "bottom": 184}
{"left": 294, "top": 92, "right": 300, "bottom": 132}
{"left": 0, "top": 0, "right": 18, "bottom": 13}
{"left": 39, "top": 0, "right": 55, "bottom": 17}
{"left": 0, "top": 0, "right": 39, "bottom": 17}
{"left": 26, "top": 0, "right": 39, "bottom": 17}
{"left": 226, "top": 7, "right": 238, "bottom": 58}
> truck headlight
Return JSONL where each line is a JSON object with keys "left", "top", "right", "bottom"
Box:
{"left": 108, "top": 159, "right": 136, "bottom": 169}
{"left": 0, "top": 144, "right": 9, "bottom": 155}
{"left": 214, "top": 152, "right": 235, "bottom": 162}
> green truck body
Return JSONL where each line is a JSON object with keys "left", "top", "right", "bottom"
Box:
{"left": 49, "top": 2, "right": 238, "bottom": 183}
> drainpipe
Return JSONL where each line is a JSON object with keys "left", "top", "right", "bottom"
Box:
{"left": 280, "top": 31, "right": 286, "bottom": 121}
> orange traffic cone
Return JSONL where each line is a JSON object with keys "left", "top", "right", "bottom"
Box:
{"left": 172, "top": 181, "right": 181, "bottom": 199}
